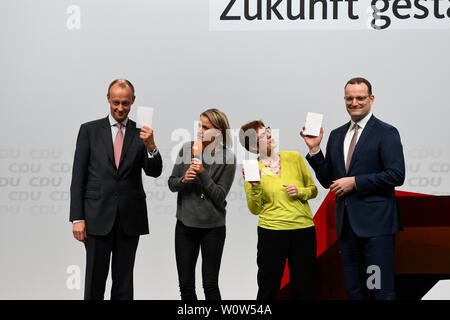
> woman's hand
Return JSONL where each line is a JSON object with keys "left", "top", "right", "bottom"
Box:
{"left": 242, "top": 168, "right": 261, "bottom": 187}
{"left": 190, "top": 158, "right": 205, "bottom": 174}
{"left": 182, "top": 167, "right": 197, "bottom": 184}
{"left": 283, "top": 184, "right": 299, "bottom": 197}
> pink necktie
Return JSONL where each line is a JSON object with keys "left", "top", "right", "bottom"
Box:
{"left": 346, "top": 124, "right": 359, "bottom": 173}
{"left": 114, "top": 123, "right": 123, "bottom": 168}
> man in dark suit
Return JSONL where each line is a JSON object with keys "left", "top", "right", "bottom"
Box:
{"left": 70, "top": 79, "right": 162, "bottom": 300}
{"left": 300, "top": 77, "right": 405, "bottom": 300}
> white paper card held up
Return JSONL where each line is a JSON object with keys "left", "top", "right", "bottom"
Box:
{"left": 303, "top": 112, "right": 323, "bottom": 137}
{"left": 243, "top": 160, "right": 260, "bottom": 182}
{"left": 136, "top": 106, "right": 154, "bottom": 129}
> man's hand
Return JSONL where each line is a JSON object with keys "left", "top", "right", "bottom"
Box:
{"left": 73, "top": 221, "right": 87, "bottom": 243}
{"left": 283, "top": 184, "right": 299, "bottom": 197}
{"left": 182, "top": 167, "right": 197, "bottom": 184}
{"left": 140, "top": 126, "right": 156, "bottom": 151}
{"left": 242, "top": 168, "right": 261, "bottom": 187}
{"left": 190, "top": 158, "right": 205, "bottom": 174}
{"left": 330, "top": 177, "right": 356, "bottom": 197}
{"left": 300, "top": 126, "right": 324, "bottom": 154}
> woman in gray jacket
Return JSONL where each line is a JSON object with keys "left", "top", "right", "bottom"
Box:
{"left": 168, "top": 108, "right": 236, "bottom": 300}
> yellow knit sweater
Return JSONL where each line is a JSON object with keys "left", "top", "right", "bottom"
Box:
{"left": 244, "top": 151, "right": 317, "bottom": 230}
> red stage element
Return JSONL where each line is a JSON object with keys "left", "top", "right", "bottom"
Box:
{"left": 278, "top": 190, "right": 450, "bottom": 299}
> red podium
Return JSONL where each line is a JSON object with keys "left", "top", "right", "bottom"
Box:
{"left": 277, "top": 191, "right": 450, "bottom": 299}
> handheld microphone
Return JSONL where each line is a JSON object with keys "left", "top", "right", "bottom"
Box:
{"left": 192, "top": 141, "right": 203, "bottom": 160}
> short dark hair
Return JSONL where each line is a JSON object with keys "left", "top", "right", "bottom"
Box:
{"left": 345, "top": 77, "right": 372, "bottom": 95}
{"left": 107, "top": 79, "right": 135, "bottom": 96}
{"left": 239, "top": 120, "right": 265, "bottom": 153}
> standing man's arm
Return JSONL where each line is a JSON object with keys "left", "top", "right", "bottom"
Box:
{"left": 140, "top": 125, "right": 162, "bottom": 177}
{"left": 300, "top": 126, "right": 335, "bottom": 189}
{"left": 330, "top": 126, "right": 405, "bottom": 197}
{"left": 70, "top": 124, "right": 89, "bottom": 243}
{"left": 354, "top": 126, "right": 405, "bottom": 194}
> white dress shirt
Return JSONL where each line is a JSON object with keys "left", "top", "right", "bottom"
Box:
{"left": 309, "top": 112, "right": 372, "bottom": 163}
{"left": 108, "top": 114, "right": 159, "bottom": 157}
{"left": 343, "top": 112, "right": 372, "bottom": 167}
{"left": 73, "top": 115, "right": 158, "bottom": 224}
{"left": 109, "top": 114, "right": 128, "bottom": 143}
{"left": 307, "top": 112, "right": 372, "bottom": 192}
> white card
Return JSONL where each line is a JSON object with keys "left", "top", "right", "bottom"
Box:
{"left": 303, "top": 112, "right": 323, "bottom": 137}
{"left": 136, "top": 106, "right": 154, "bottom": 129}
{"left": 243, "top": 160, "right": 260, "bottom": 182}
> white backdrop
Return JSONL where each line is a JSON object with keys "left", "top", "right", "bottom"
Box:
{"left": 0, "top": 0, "right": 449, "bottom": 299}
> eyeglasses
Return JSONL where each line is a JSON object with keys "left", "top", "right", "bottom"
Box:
{"left": 345, "top": 96, "right": 370, "bottom": 103}
{"left": 259, "top": 127, "right": 271, "bottom": 140}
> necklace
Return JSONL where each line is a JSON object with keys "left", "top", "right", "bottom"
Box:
{"left": 260, "top": 151, "right": 281, "bottom": 176}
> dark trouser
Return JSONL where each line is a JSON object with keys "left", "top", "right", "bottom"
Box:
{"left": 256, "top": 226, "right": 316, "bottom": 300}
{"left": 175, "top": 220, "right": 226, "bottom": 300}
{"left": 84, "top": 215, "right": 139, "bottom": 300}
{"left": 338, "top": 208, "right": 396, "bottom": 300}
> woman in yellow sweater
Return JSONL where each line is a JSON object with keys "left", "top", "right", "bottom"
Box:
{"left": 239, "top": 120, "right": 318, "bottom": 300}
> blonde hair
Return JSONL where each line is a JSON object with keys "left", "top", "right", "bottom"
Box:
{"left": 201, "top": 108, "right": 232, "bottom": 148}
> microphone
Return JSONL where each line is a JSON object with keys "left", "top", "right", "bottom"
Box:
{"left": 192, "top": 140, "right": 204, "bottom": 198}
{"left": 192, "top": 140, "right": 203, "bottom": 160}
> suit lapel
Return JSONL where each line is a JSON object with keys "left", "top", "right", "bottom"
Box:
{"left": 347, "top": 115, "right": 376, "bottom": 173}
{"left": 101, "top": 117, "right": 116, "bottom": 168}
{"left": 337, "top": 122, "right": 350, "bottom": 176}
{"left": 119, "top": 119, "right": 137, "bottom": 168}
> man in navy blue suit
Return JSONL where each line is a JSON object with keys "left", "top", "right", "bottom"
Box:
{"left": 300, "top": 77, "right": 405, "bottom": 300}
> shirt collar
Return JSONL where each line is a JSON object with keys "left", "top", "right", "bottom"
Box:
{"left": 350, "top": 111, "right": 372, "bottom": 131}
{"left": 108, "top": 114, "right": 128, "bottom": 127}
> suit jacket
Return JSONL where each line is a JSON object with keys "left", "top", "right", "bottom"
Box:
{"left": 69, "top": 116, "right": 163, "bottom": 236}
{"left": 306, "top": 115, "right": 405, "bottom": 238}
